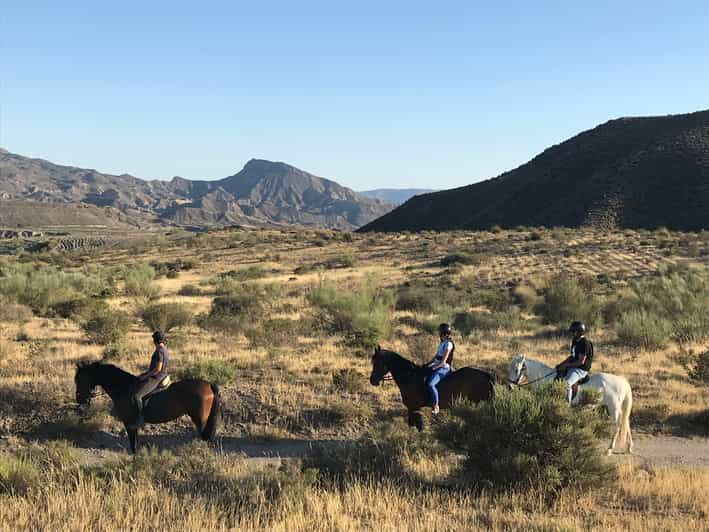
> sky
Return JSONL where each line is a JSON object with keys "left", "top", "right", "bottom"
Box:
{"left": 1, "top": 1, "right": 708, "bottom": 190}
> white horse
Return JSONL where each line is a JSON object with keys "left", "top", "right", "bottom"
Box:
{"left": 507, "top": 353, "right": 633, "bottom": 455}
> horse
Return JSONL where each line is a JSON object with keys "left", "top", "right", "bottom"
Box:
{"left": 74, "top": 361, "right": 221, "bottom": 453}
{"left": 507, "top": 353, "right": 633, "bottom": 455}
{"left": 369, "top": 345, "right": 495, "bottom": 431}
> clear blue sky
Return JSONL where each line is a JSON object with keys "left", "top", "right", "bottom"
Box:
{"left": 1, "top": 1, "right": 708, "bottom": 190}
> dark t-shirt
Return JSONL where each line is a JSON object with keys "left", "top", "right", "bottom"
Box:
{"left": 570, "top": 337, "right": 593, "bottom": 372}
{"left": 150, "top": 345, "right": 169, "bottom": 379}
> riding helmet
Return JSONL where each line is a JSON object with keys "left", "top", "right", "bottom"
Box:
{"left": 568, "top": 321, "right": 586, "bottom": 334}
{"left": 438, "top": 323, "right": 452, "bottom": 336}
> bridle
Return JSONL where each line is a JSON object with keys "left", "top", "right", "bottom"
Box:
{"left": 507, "top": 363, "right": 557, "bottom": 387}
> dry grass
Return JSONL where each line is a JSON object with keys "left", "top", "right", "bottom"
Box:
{"left": 1, "top": 226, "right": 708, "bottom": 528}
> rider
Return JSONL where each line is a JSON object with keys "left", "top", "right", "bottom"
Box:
{"left": 426, "top": 323, "right": 454, "bottom": 414}
{"left": 555, "top": 321, "right": 593, "bottom": 404}
{"left": 132, "top": 330, "right": 169, "bottom": 427}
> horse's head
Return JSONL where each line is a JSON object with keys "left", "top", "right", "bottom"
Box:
{"left": 370, "top": 345, "right": 390, "bottom": 386}
{"left": 75, "top": 361, "right": 98, "bottom": 404}
{"left": 507, "top": 353, "right": 527, "bottom": 387}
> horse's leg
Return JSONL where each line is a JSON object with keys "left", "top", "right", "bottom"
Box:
{"left": 412, "top": 410, "right": 423, "bottom": 432}
{"left": 606, "top": 400, "right": 622, "bottom": 455}
{"left": 407, "top": 411, "right": 416, "bottom": 428}
{"left": 125, "top": 424, "right": 138, "bottom": 454}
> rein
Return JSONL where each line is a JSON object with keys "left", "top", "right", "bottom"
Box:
{"left": 507, "top": 370, "right": 557, "bottom": 387}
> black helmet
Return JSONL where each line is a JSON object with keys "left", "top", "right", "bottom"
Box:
{"left": 152, "top": 330, "right": 164, "bottom": 344}
{"left": 568, "top": 321, "right": 586, "bottom": 334}
{"left": 438, "top": 323, "right": 452, "bottom": 336}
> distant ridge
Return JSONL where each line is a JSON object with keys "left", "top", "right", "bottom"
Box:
{"left": 0, "top": 150, "right": 393, "bottom": 230}
{"left": 360, "top": 110, "right": 709, "bottom": 232}
{"left": 359, "top": 188, "right": 435, "bottom": 205}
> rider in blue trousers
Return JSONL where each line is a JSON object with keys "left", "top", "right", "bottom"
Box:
{"left": 426, "top": 323, "right": 454, "bottom": 414}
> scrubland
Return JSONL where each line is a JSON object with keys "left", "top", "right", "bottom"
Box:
{"left": 0, "top": 226, "right": 708, "bottom": 530}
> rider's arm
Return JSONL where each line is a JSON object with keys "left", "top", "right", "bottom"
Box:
{"left": 565, "top": 355, "right": 586, "bottom": 369}
{"left": 139, "top": 351, "right": 164, "bottom": 380}
{"left": 430, "top": 344, "right": 452, "bottom": 370}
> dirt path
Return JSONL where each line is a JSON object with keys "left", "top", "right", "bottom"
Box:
{"left": 613, "top": 435, "right": 709, "bottom": 467}
{"left": 70, "top": 433, "right": 709, "bottom": 468}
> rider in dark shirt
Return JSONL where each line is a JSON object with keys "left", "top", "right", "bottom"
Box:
{"left": 132, "top": 331, "right": 169, "bottom": 427}
{"left": 556, "top": 321, "right": 593, "bottom": 404}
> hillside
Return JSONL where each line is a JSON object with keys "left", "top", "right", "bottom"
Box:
{"left": 359, "top": 188, "right": 435, "bottom": 204}
{"left": 360, "top": 110, "right": 709, "bottom": 232}
{"left": 0, "top": 150, "right": 392, "bottom": 230}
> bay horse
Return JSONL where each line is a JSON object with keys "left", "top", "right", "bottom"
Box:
{"left": 507, "top": 353, "right": 633, "bottom": 454}
{"left": 369, "top": 345, "right": 495, "bottom": 430}
{"left": 74, "top": 361, "right": 221, "bottom": 453}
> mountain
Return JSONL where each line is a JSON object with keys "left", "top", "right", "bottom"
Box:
{"left": 359, "top": 110, "right": 709, "bottom": 233}
{"left": 359, "top": 188, "right": 435, "bottom": 204}
{"left": 0, "top": 150, "right": 392, "bottom": 230}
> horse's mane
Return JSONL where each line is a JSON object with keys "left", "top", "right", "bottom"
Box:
{"left": 78, "top": 361, "right": 137, "bottom": 388}
{"left": 381, "top": 349, "right": 420, "bottom": 373}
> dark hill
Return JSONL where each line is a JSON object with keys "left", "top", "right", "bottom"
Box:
{"left": 360, "top": 110, "right": 709, "bottom": 232}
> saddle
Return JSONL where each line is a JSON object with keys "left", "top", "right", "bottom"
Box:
{"left": 142, "top": 375, "right": 172, "bottom": 404}
{"left": 570, "top": 374, "right": 591, "bottom": 401}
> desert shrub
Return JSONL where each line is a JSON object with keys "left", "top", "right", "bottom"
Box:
{"left": 615, "top": 309, "right": 673, "bottom": 350}
{"left": 199, "top": 284, "right": 280, "bottom": 334}
{"left": 612, "top": 267, "right": 709, "bottom": 346}
{"left": 395, "top": 284, "right": 440, "bottom": 313}
{"left": 331, "top": 368, "right": 366, "bottom": 393}
{"left": 102, "top": 342, "right": 126, "bottom": 361}
{"left": 122, "top": 264, "right": 160, "bottom": 299}
{"left": 434, "top": 384, "right": 614, "bottom": 497}
{"left": 440, "top": 252, "right": 477, "bottom": 267}
{"left": 512, "top": 284, "right": 540, "bottom": 311}
{"left": 0, "top": 456, "right": 41, "bottom": 495}
{"left": 149, "top": 259, "right": 195, "bottom": 278}
{"left": 51, "top": 297, "right": 108, "bottom": 322}
{"left": 178, "top": 358, "right": 236, "bottom": 385}
{"left": 538, "top": 277, "right": 600, "bottom": 328}
{"left": 218, "top": 265, "right": 267, "bottom": 282}
{"left": 452, "top": 309, "right": 533, "bottom": 335}
{"left": 140, "top": 303, "right": 193, "bottom": 333}
{"left": 687, "top": 350, "right": 709, "bottom": 383}
{"left": 308, "top": 281, "right": 395, "bottom": 348}
{"left": 81, "top": 307, "right": 132, "bottom": 344}
{"left": 177, "top": 284, "right": 202, "bottom": 296}
{"left": 244, "top": 318, "right": 299, "bottom": 347}
{"left": 0, "top": 263, "right": 112, "bottom": 316}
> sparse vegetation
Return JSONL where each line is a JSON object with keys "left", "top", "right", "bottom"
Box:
{"left": 140, "top": 302, "right": 193, "bottom": 333}
{"left": 81, "top": 307, "right": 132, "bottom": 344}
{"left": 178, "top": 358, "right": 237, "bottom": 385}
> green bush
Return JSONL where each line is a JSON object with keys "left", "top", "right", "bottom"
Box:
{"left": 0, "top": 263, "right": 113, "bottom": 316}
{"left": 512, "top": 284, "right": 540, "bottom": 311}
{"left": 434, "top": 384, "right": 614, "bottom": 497}
{"left": 102, "top": 342, "right": 126, "bottom": 361}
{"left": 452, "top": 309, "right": 534, "bottom": 335}
{"left": 615, "top": 309, "right": 672, "bottom": 349}
{"left": 612, "top": 267, "right": 709, "bottom": 347}
{"left": 199, "top": 284, "right": 280, "bottom": 334}
{"left": 244, "top": 318, "right": 299, "bottom": 347}
{"left": 177, "top": 284, "right": 202, "bottom": 296}
{"left": 123, "top": 264, "right": 160, "bottom": 299}
{"left": 218, "top": 265, "right": 267, "bottom": 282}
{"left": 395, "top": 284, "right": 440, "bottom": 313}
{"left": 538, "top": 277, "right": 600, "bottom": 328}
{"left": 0, "top": 456, "right": 41, "bottom": 495}
{"left": 308, "top": 280, "right": 394, "bottom": 348}
{"left": 140, "top": 303, "right": 193, "bottom": 333}
{"left": 331, "top": 368, "right": 366, "bottom": 393}
{"left": 81, "top": 307, "right": 132, "bottom": 344}
{"left": 178, "top": 358, "right": 236, "bottom": 385}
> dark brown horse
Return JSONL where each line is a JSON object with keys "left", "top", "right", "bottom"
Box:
{"left": 369, "top": 345, "right": 494, "bottom": 430}
{"left": 74, "top": 361, "right": 220, "bottom": 453}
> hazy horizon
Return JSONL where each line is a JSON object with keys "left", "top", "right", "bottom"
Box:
{"left": 2, "top": 1, "right": 708, "bottom": 190}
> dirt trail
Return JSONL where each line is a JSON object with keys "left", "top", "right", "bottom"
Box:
{"left": 71, "top": 433, "right": 709, "bottom": 468}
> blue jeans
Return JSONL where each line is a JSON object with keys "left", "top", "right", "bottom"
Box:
{"left": 426, "top": 366, "right": 451, "bottom": 406}
{"left": 565, "top": 368, "right": 588, "bottom": 403}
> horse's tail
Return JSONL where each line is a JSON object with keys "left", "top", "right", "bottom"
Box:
{"left": 201, "top": 383, "right": 221, "bottom": 441}
{"left": 619, "top": 380, "right": 633, "bottom": 450}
